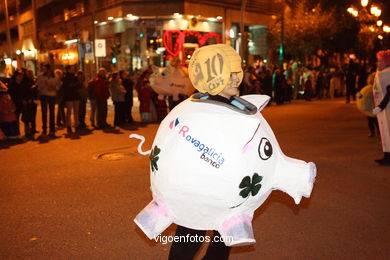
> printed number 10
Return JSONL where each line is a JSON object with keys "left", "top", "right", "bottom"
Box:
{"left": 204, "top": 54, "right": 223, "bottom": 82}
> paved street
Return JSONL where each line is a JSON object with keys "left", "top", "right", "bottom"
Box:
{"left": 0, "top": 98, "right": 389, "bottom": 260}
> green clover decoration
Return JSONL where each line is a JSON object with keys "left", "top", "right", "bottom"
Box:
{"left": 149, "top": 145, "right": 161, "bottom": 172}
{"left": 230, "top": 173, "right": 263, "bottom": 209}
{"left": 239, "top": 173, "right": 263, "bottom": 198}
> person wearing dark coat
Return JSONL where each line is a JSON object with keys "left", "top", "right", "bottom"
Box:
{"left": 273, "top": 69, "right": 285, "bottom": 105}
{"left": 8, "top": 71, "right": 34, "bottom": 137}
{"left": 93, "top": 68, "right": 110, "bottom": 128}
{"left": 260, "top": 69, "right": 273, "bottom": 103}
{"left": 346, "top": 59, "right": 358, "bottom": 103}
{"left": 25, "top": 69, "right": 38, "bottom": 134}
{"left": 61, "top": 65, "right": 81, "bottom": 133}
{"left": 77, "top": 70, "right": 88, "bottom": 128}
{"left": 119, "top": 70, "right": 134, "bottom": 123}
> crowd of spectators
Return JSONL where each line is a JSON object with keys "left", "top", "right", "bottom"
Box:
{"left": 240, "top": 58, "right": 375, "bottom": 104}
{"left": 0, "top": 56, "right": 376, "bottom": 141}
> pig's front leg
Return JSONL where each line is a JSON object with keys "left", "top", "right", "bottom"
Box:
{"left": 218, "top": 214, "right": 256, "bottom": 246}
{"left": 134, "top": 199, "right": 172, "bottom": 239}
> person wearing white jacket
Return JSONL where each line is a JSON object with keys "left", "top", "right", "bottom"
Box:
{"left": 372, "top": 50, "right": 390, "bottom": 165}
{"left": 36, "top": 64, "right": 61, "bottom": 136}
{"left": 109, "top": 72, "right": 127, "bottom": 126}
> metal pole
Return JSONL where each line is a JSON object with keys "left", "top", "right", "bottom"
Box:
{"left": 279, "top": 4, "right": 285, "bottom": 69}
{"left": 89, "top": 0, "right": 98, "bottom": 73}
{"left": 31, "top": 0, "right": 39, "bottom": 74}
{"left": 4, "top": 0, "right": 13, "bottom": 58}
{"left": 240, "top": 0, "right": 247, "bottom": 61}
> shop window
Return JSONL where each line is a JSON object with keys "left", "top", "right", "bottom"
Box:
{"left": 22, "top": 21, "right": 34, "bottom": 37}
{"left": 10, "top": 27, "right": 19, "bottom": 40}
{"left": 248, "top": 25, "right": 268, "bottom": 58}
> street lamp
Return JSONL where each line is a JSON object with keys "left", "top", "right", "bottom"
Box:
{"left": 370, "top": 6, "right": 381, "bottom": 17}
{"left": 347, "top": 7, "right": 358, "bottom": 17}
{"left": 361, "top": 0, "right": 368, "bottom": 8}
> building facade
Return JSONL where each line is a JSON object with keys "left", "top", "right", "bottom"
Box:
{"left": 0, "top": 0, "right": 282, "bottom": 77}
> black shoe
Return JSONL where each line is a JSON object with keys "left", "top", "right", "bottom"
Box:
{"left": 375, "top": 158, "right": 390, "bottom": 165}
{"left": 25, "top": 134, "right": 34, "bottom": 140}
{"left": 67, "top": 127, "right": 73, "bottom": 134}
{"left": 375, "top": 153, "right": 390, "bottom": 165}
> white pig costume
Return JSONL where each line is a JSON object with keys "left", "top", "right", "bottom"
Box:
{"left": 132, "top": 44, "right": 317, "bottom": 246}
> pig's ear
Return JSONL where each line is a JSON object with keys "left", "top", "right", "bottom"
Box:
{"left": 240, "top": 95, "right": 270, "bottom": 111}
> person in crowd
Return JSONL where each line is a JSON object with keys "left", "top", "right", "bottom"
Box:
{"left": 356, "top": 72, "right": 378, "bottom": 137}
{"left": 8, "top": 71, "right": 34, "bottom": 138}
{"left": 93, "top": 68, "right": 111, "bottom": 128}
{"left": 119, "top": 70, "right": 134, "bottom": 123}
{"left": 346, "top": 59, "right": 358, "bottom": 103}
{"left": 372, "top": 50, "right": 390, "bottom": 165}
{"left": 54, "top": 69, "right": 65, "bottom": 127}
{"left": 87, "top": 73, "right": 97, "bottom": 128}
{"left": 167, "top": 44, "right": 244, "bottom": 260}
{"left": 273, "top": 68, "right": 285, "bottom": 105}
{"left": 77, "top": 70, "right": 88, "bottom": 129}
{"left": 138, "top": 79, "right": 154, "bottom": 123}
{"left": 25, "top": 69, "right": 38, "bottom": 134}
{"left": 323, "top": 68, "right": 332, "bottom": 98}
{"left": 243, "top": 66, "right": 256, "bottom": 95}
{"left": 153, "top": 91, "right": 168, "bottom": 122}
{"left": 0, "top": 82, "right": 20, "bottom": 139}
{"left": 109, "top": 72, "right": 127, "bottom": 126}
{"left": 61, "top": 65, "right": 80, "bottom": 134}
{"left": 135, "top": 65, "right": 153, "bottom": 95}
{"left": 261, "top": 68, "right": 273, "bottom": 102}
{"left": 316, "top": 68, "right": 324, "bottom": 99}
{"left": 291, "top": 59, "right": 300, "bottom": 99}
{"left": 329, "top": 67, "right": 337, "bottom": 99}
{"left": 357, "top": 61, "right": 369, "bottom": 92}
{"left": 304, "top": 75, "right": 313, "bottom": 101}
{"left": 36, "top": 64, "right": 59, "bottom": 136}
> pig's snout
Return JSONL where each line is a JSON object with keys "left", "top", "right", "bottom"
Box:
{"left": 273, "top": 158, "right": 316, "bottom": 205}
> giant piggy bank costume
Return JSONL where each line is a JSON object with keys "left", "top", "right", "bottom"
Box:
{"left": 149, "top": 63, "right": 194, "bottom": 100}
{"left": 132, "top": 44, "right": 316, "bottom": 247}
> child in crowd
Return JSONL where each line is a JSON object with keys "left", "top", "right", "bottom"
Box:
{"left": 0, "top": 83, "right": 20, "bottom": 139}
{"left": 138, "top": 80, "right": 155, "bottom": 123}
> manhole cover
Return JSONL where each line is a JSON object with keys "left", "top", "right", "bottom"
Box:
{"left": 95, "top": 152, "right": 133, "bottom": 161}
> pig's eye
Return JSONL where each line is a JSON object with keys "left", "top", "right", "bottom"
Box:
{"left": 258, "top": 138, "right": 272, "bottom": 160}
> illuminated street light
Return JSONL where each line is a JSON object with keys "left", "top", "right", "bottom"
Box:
{"left": 370, "top": 6, "right": 381, "bottom": 17}
{"left": 378, "top": 35, "right": 383, "bottom": 40}
{"left": 377, "top": 20, "right": 383, "bottom": 26}
{"left": 383, "top": 25, "right": 390, "bottom": 33}
{"left": 361, "top": 0, "right": 368, "bottom": 8}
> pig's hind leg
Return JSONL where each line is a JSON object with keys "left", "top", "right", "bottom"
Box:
{"left": 218, "top": 214, "right": 256, "bottom": 246}
{"left": 134, "top": 199, "right": 172, "bottom": 239}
